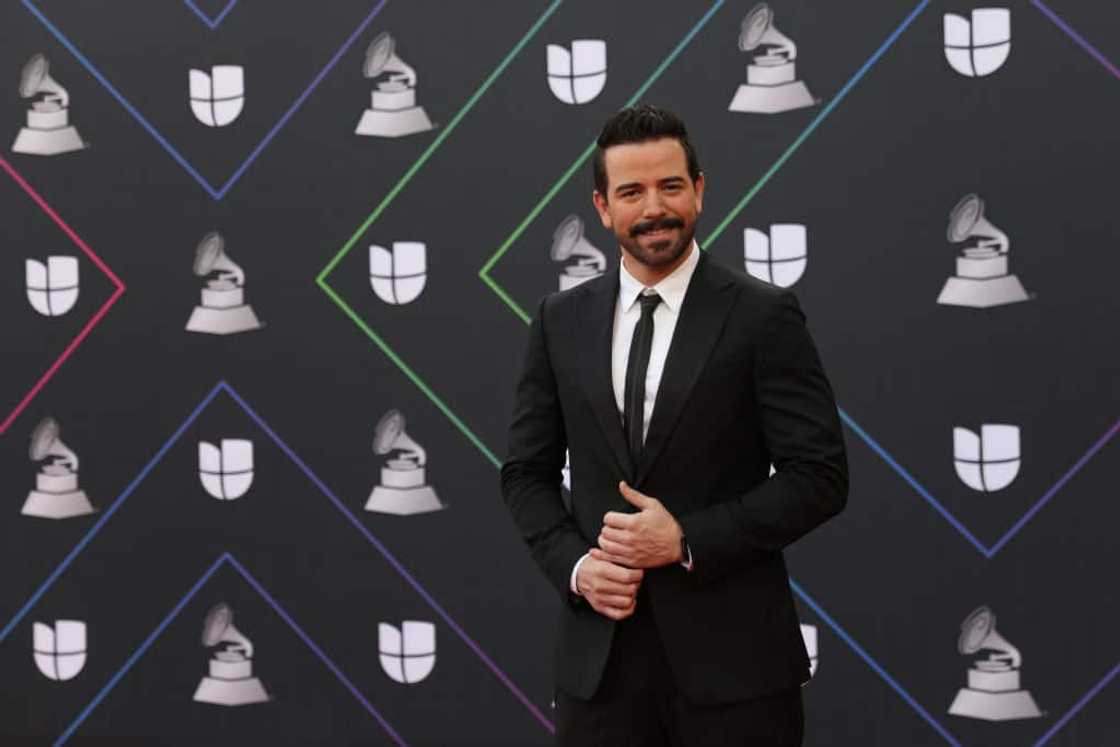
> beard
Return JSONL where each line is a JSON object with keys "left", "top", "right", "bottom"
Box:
{"left": 618, "top": 215, "right": 696, "bottom": 270}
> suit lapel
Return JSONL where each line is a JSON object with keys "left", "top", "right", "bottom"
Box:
{"left": 636, "top": 251, "right": 737, "bottom": 485}
{"left": 578, "top": 270, "right": 634, "bottom": 479}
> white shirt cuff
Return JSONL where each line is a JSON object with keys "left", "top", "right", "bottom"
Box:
{"left": 570, "top": 552, "right": 590, "bottom": 595}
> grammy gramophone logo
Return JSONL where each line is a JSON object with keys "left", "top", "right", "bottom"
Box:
{"left": 938, "top": 194, "right": 1030, "bottom": 308}
{"left": 728, "top": 4, "right": 817, "bottom": 114}
{"left": 193, "top": 603, "right": 270, "bottom": 706}
{"left": 12, "top": 53, "right": 87, "bottom": 155}
{"left": 948, "top": 606, "right": 1042, "bottom": 721}
{"left": 550, "top": 215, "right": 606, "bottom": 291}
{"left": 355, "top": 32, "right": 435, "bottom": 138}
{"left": 186, "top": 231, "right": 264, "bottom": 335}
{"left": 366, "top": 409, "right": 444, "bottom": 515}
{"left": 23, "top": 417, "right": 95, "bottom": 519}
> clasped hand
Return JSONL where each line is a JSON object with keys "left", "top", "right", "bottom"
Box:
{"left": 592, "top": 481, "right": 683, "bottom": 569}
{"left": 576, "top": 481, "right": 683, "bottom": 622}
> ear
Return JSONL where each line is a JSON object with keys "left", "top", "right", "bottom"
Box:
{"left": 592, "top": 190, "right": 613, "bottom": 230}
{"left": 693, "top": 172, "right": 705, "bottom": 215}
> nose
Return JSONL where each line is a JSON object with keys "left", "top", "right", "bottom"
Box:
{"left": 640, "top": 191, "right": 667, "bottom": 219}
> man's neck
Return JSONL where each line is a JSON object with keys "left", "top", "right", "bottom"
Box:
{"left": 620, "top": 241, "right": 696, "bottom": 287}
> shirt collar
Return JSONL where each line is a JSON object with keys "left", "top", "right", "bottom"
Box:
{"left": 618, "top": 239, "right": 700, "bottom": 314}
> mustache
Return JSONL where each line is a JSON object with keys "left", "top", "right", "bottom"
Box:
{"left": 630, "top": 217, "right": 684, "bottom": 238}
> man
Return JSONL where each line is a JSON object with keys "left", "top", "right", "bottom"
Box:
{"left": 500, "top": 105, "right": 848, "bottom": 746}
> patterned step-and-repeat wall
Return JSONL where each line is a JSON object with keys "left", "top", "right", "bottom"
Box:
{"left": 0, "top": 1, "right": 1116, "bottom": 744}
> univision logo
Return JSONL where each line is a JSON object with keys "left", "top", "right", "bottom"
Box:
{"left": 800, "top": 624, "right": 818, "bottom": 677}
{"left": 33, "top": 619, "right": 86, "bottom": 681}
{"left": 743, "top": 224, "right": 807, "bottom": 288}
{"left": 189, "top": 65, "right": 245, "bottom": 126}
{"left": 546, "top": 40, "right": 607, "bottom": 105}
{"left": 378, "top": 620, "right": 435, "bottom": 684}
{"left": 369, "top": 242, "right": 427, "bottom": 305}
{"left": 26, "top": 256, "right": 79, "bottom": 317}
{"left": 198, "top": 439, "right": 255, "bottom": 500}
{"left": 944, "top": 9, "right": 1011, "bottom": 77}
{"left": 953, "top": 424, "right": 1020, "bottom": 492}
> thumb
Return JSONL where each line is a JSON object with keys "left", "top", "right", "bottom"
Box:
{"left": 618, "top": 481, "right": 652, "bottom": 508}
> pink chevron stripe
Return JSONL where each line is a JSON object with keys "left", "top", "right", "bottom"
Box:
{"left": 0, "top": 155, "right": 125, "bottom": 434}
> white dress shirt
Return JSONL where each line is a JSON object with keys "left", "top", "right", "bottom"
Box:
{"left": 570, "top": 241, "right": 700, "bottom": 594}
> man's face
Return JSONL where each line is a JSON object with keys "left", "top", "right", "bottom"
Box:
{"left": 592, "top": 137, "right": 704, "bottom": 270}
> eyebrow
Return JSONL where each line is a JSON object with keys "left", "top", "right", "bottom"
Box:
{"left": 613, "top": 176, "right": 687, "bottom": 194}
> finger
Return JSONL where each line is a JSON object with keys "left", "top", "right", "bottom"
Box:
{"left": 593, "top": 593, "right": 635, "bottom": 610}
{"left": 598, "top": 559, "right": 644, "bottom": 584}
{"left": 595, "top": 580, "right": 639, "bottom": 597}
{"left": 618, "top": 481, "right": 653, "bottom": 507}
{"left": 589, "top": 548, "right": 630, "bottom": 567}
{"left": 603, "top": 511, "right": 636, "bottom": 529}
{"left": 599, "top": 597, "right": 636, "bottom": 620}
{"left": 599, "top": 526, "right": 631, "bottom": 544}
{"left": 588, "top": 547, "right": 611, "bottom": 561}
{"left": 597, "top": 536, "right": 632, "bottom": 560}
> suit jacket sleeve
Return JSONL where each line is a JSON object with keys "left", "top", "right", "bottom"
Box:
{"left": 678, "top": 289, "right": 848, "bottom": 586}
{"left": 500, "top": 296, "right": 588, "bottom": 603}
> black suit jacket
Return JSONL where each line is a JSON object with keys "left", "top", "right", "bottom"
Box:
{"left": 500, "top": 250, "right": 848, "bottom": 704}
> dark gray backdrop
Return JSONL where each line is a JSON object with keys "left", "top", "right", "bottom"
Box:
{"left": 0, "top": 0, "right": 1116, "bottom": 744}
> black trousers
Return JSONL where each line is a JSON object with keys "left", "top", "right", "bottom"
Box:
{"left": 555, "top": 589, "right": 804, "bottom": 746}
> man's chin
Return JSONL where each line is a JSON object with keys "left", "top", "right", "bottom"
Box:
{"left": 623, "top": 235, "right": 691, "bottom": 269}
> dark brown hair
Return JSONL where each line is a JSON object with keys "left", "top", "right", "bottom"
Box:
{"left": 592, "top": 104, "right": 702, "bottom": 199}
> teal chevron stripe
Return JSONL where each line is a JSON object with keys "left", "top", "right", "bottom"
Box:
{"left": 480, "top": 0, "right": 726, "bottom": 324}
{"left": 703, "top": 0, "right": 930, "bottom": 247}
{"left": 316, "top": 1, "right": 564, "bottom": 468}
{"left": 323, "top": 0, "right": 723, "bottom": 465}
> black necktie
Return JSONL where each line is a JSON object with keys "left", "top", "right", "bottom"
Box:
{"left": 623, "top": 292, "right": 661, "bottom": 468}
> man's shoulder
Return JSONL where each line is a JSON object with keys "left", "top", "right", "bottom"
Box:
{"left": 695, "top": 251, "right": 796, "bottom": 328}
{"left": 538, "top": 269, "right": 614, "bottom": 317}
{"left": 536, "top": 252, "right": 792, "bottom": 321}
{"left": 701, "top": 251, "right": 788, "bottom": 301}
